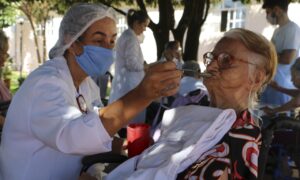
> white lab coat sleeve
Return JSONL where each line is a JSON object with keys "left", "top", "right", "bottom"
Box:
{"left": 30, "top": 76, "right": 112, "bottom": 155}
{"left": 123, "top": 35, "right": 144, "bottom": 72}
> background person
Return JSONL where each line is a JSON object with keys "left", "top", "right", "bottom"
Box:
{"left": 0, "top": 30, "right": 12, "bottom": 103}
{"left": 109, "top": 9, "right": 150, "bottom": 124}
{"left": 0, "top": 30, "right": 12, "bottom": 128}
{"left": 159, "top": 40, "right": 183, "bottom": 69}
{"left": 0, "top": 3, "right": 181, "bottom": 180}
{"left": 260, "top": 0, "right": 300, "bottom": 106}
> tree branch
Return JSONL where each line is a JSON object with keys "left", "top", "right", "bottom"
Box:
{"left": 136, "top": 0, "right": 157, "bottom": 32}
{"left": 173, "top": 0, "right": 194, "bottom": 43}
{"left": 101, "top": 1, "right": 126, "bottom": 15}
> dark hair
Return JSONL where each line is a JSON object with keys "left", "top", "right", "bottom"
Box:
{"left": 262, "top": 0, "right": 290, "bottom": 12}
{"left": 164, "top": 40, "right": 181, "bottom": 50}
{"left": 127, "top": 9, "right": 148, "bottom": 28}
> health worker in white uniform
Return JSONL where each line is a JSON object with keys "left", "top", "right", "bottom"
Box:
{"left": 0, "top": 3, "right": 182, "bottom": 180}
{"left": 109, "top": 9, "right": 150, "bottom": 124}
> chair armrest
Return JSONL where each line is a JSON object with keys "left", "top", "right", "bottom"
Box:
{"left": 81, "top": 152, "right": 128, "bottom": 173}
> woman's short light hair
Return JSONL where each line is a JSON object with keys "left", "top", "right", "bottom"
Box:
{"left": 223, "top": 28, "right": 277, "bottom": 108}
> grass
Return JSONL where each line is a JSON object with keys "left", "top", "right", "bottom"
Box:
{"left": 7, "top": 71, "right": 27, "bottom": 94}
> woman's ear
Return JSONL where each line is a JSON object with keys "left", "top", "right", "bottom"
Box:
{"left": 67, "top": 41, "right": 84, "bottom": 56}
{"left": 251, "top": 70, "right": 266, "bottom": 91}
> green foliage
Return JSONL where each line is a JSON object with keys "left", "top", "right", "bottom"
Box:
{"left": 1, "top": 57, "right": 12, "bottom": 80}
{"left": 10, "top": 71, "right": 27, "bottom": 94}
{"left": 54, "top": 0, "right": 133, "bottom": 14}
{"left": 0, "top": 1, "right": 18, "bottom": 28}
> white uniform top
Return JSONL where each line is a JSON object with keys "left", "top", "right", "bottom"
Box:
{"left": 272, "top": 21, "right": 300, "bottom": 55}
{"left": 0, "top": 57, "right": 112, "bottom": 180}
{"left": 109, "top": 28, "right": 145, "bottom": 123}
{"left": 261, "top": 21, "right": 300, "bottom": 105}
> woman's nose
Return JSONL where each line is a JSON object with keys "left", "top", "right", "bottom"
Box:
{"left": 102, "top": 38, "right": 115, "bottom": 49}
{"left": 205, "top": 59, "right": 219, "bottom": 71}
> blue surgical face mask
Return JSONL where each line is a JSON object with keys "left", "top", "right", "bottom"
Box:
{"left": 75, "top": 45, "right": 114, "bottom": 77}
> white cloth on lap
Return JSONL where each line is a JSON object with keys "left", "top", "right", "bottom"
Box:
{"left": 105, "top": 105, "right": 236, "bottom": 180}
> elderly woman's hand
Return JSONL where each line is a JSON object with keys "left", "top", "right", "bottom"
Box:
{"left": 137, "top": 61, "right": 182, "bottom": 100}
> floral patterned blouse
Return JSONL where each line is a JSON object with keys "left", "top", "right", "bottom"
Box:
{"left": 177, "top": 110, "right": 261, "bottom": 180}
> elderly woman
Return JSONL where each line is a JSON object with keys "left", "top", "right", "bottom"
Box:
{"left": 106, "top": 28, "right": 277, "bottom": 180}
{"left": 177, "top": 28, "right": 277, "bottom": 179}
{"left": 178, "top": 29, "right": 277, "bottom": 179}
{"left": 0, "top": 3, "right": 181, "bottom": 180}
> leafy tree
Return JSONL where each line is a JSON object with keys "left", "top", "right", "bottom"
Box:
{"left": 0, "top": 1, "right": 18, "bottom": 28}
{"left": 16, "top": 0, "right": 60, "bottom": 64}
{"left": 1, "top": 0, "right": 63, "bottom": 65}
{"left": 142, "top": 0, "right": 210, "bottom": 61}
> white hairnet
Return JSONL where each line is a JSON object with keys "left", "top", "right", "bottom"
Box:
{"left": 49, "top": 3, "right": 118, "bottom": 59}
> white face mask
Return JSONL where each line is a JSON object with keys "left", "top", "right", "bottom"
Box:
{"left": 266, "top": 12, "right": 277, "bottom": 25}
{"left": 137, "top": 33, "right": 145, "bottom": 44}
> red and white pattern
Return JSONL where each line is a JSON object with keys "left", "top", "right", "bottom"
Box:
{"left": 177, "top": 110, "right": 261, "bottom": 180}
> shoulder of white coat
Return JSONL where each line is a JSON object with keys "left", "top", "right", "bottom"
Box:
{"left": 24, "top": 57, "right": 71, "bottom": 91}
{"left": 120, "top": 29, "right": 136, "bottom": 41}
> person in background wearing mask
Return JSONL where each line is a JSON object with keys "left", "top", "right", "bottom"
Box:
{"left": 160, "top": 40, "right": 184, "bottom": 69}
{"left": 260, "top": 0, "right": 300, "bottom": 106}
{"left": 109, "top": 9, "right": 150, "bottom": 124}
{"left": 0, "top": 3, "right": 181, "bottom": 180}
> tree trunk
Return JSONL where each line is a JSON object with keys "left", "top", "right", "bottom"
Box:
{"left": 20, "top": 3, "right": 42, "bottom": 65}
{"left": 183, "top": 0, "right": 209, "bottom": 61}
{"left": 137, "top": 0, "right": 174, "bottom": 60}
{"left": 28, "top": 16, "right": 41, "bottom": 64}
{"left": 135, "top": 0, "right": 209, "bottom": 61}
{"left": 42, "top": 19, "right": 47, "bottom": 63}
{"left": 173, "top": 0, "right": 194, "bottom": 46}
{"left": 156, "top": 0, "right": 174, "bottom": 59}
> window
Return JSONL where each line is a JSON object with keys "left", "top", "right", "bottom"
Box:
{"left": 220, "top": 0, "right": 245, "bottom": 32}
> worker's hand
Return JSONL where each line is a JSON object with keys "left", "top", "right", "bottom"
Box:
{"left": 137, "top": 61, "right": 182, "bottom": 100}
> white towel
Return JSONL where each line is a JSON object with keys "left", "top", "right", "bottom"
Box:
{"left": 106, "top": 105, "right": 236, "bottom": 180}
